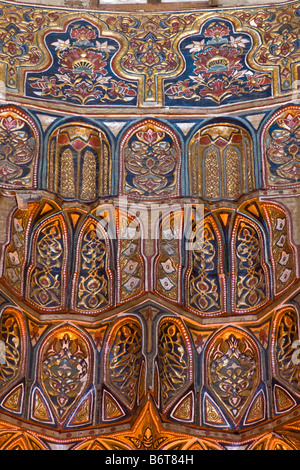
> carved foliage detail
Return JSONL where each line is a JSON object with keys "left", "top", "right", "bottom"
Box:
{"left": 273, "top": 308, "right": 300, "bottom": 396}
{"left": 0, "top": 106, "right": 39, "bottom": 188}
{"left": 157, "top": 319, "right": 191, "bottom": 411}
{"left": 231, "top": 217, "right": 269, "bottom": 312}
{"left": 187, "top": 216, "right": 225, "bottom": 315}
{"left": 206, "top": 328, "right": 260, "bottom": 425}
{"left": 47, "top": 122, "right": 111, "bottom": 201}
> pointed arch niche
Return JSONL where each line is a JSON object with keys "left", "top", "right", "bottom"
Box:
{"left": 188, "top": 121, "right": 255, "bottom": 200}
{"left": 46, "top": 121, "right": 111, "bottom": 202}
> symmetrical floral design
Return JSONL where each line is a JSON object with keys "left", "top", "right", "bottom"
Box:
{"left": 47, "top": 122, "right": 111, "bottom": 201}
{"left": 165, "top": 19, "right": 272, "bottom": 106}
{"left": 0, "top": 0, "right": 299, "bottom": 450}
{"left": 206, "top": 328, "right": 260, "bottom": 426}
{"left": 120, "top": 119, "right": 181, "bottom": 198}
{"left": 72, "top": 219, "right": 111, "bottom": 313}
{"left": 26, "top": 21, "right": 137, "bottom": 106}
{"left": 105, "top": 319, "right": 143, "bottom": 409}
{"left": 39, "top": 329, "right": 91, "bottom": 424}
{"left": 107, "top": 14, "right": 195, "bottom": 105}
{"left": 0, "top": 106, "right": 39, "bottom": 188}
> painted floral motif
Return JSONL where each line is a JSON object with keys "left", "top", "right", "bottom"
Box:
{"left": 121, "top": 120, "right": 180, "bottom": 198}
{"left": 263, "top": 106, "right": 300, "bottom": 187}
{"left": 165, "top": 19, "right": 272, "bottom": 106}
{"left": 189, "top": 123, "right": 255, "bottom": 200}
{"left": 26, "top": 21, "right": 137, "bottom": 106}
{"left": 237, "top": 4, "right": 300, "bottom": 92}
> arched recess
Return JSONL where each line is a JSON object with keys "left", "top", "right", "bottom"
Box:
{"left": 119, "top": 119, "right": 181, "bottom": 199}
{"left": 0, "top": 430, "right": 48, "bottom": 450}
{"left": 32, "top": 324, "right": 94, "bottom": 428}
{"left": 116, "top": 209, "right": 145, "bottom": 304}
{"left": 71, "top": 216, "right": 113, "bottom": 314}
{"left": 262, "top": 202, "right": 297, "bottom": 297}
{"left": 185, "top": 213, "right": 227, "bottom": 317}
{"left": 46, "top": 121, "right": 111, "bottom": 201}
{"left": 261, "top": 105, "right": 300, "bottom": 189}
{"left": 156, "top": 317, "right": 193, "bottom": 415}
{"left": 154, "top": 209, "right": 184, "bottom": 304}
{"left": 25, "top": 213, "right": 69, "bottom": 312}
{"left": 272, "top": 307, "right": 300, "bottom": 399}
{"left": 2, "top": 199, "right": 146, "bottom": 315}
{"left": 0, "top": 308, "right": 27, "bottom": 417}
{"left": 102, "top": 316, "right": 144, "bottom": 417}
{"left": 230, "top": 214, "right": 271, "bottom": 314}
{"left": 0, "top": 105, "right": 40, "bottom": 189}
{"left": 204, "top": 326, "right": 261, "bottom": 428}
{"left": 188, "top": 121, "right": 255, "bottom": 200}
{"left": 2, "top": 202, "right": 40, "bottom": 297}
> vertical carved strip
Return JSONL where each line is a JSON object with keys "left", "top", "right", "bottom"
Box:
{"left": 81, "top": 151, "right": 96, "bottom": 201}
{"left": 225, "top": 146, "right": 241, "bottom": 198}
{"left": 105, "top": 318, "right": 143, "bottom": 410}
{"left": 157, "top": 318, "right": 192, "bottom": 412}
{"left": 204, "top": 148, "right": 221, "bottom": 199}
